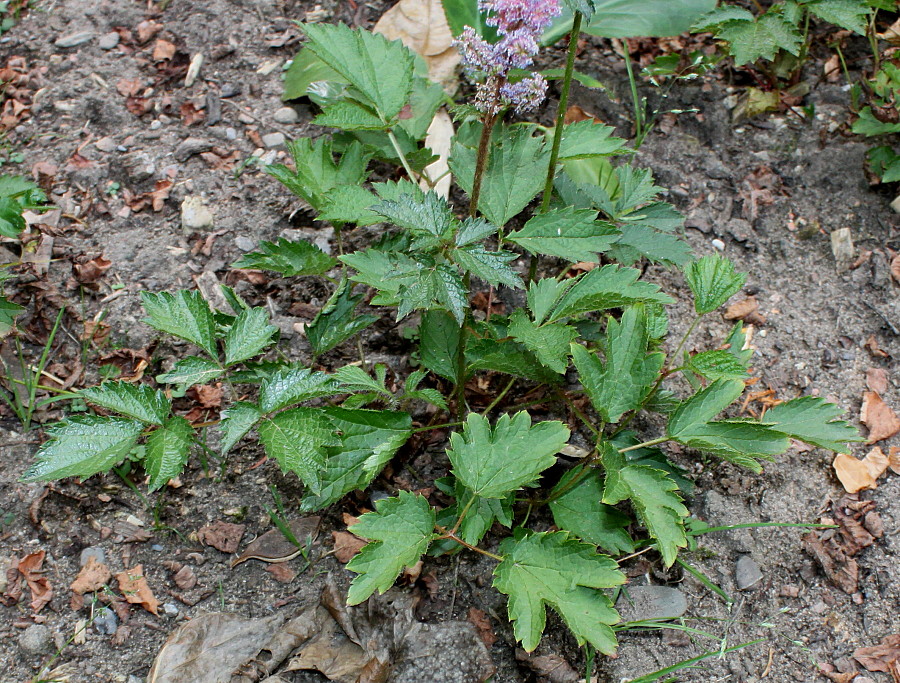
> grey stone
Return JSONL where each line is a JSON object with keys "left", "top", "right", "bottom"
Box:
{"left": 831, "top": 228, "right": 855, "bottom": 273}
{"left": 225, "top": 127, "right": 237, "bottom": 140}
{"left": 262, "top": 132, "right": 286, "bottom": 148}
{"left": 273, "top": 106, "right": 299, "bottom": 124}
{"left": 151, "top": 544, "right": 163, "bottom": 551}
{"left": 220, "top": 83, "right": 241, "bottom": 98}
{"left": 94, "top": 607, "right": 118, "bottom": 635}
{"left": 616, "top": 586, "right": 687, "bottom": 621}
{"left": 122, "top": 151, "right": 156, "bottom": 182}
{"left": 181, "top": 196, "right": 214, "bottom": 232}
{"left": 98, "top": 32, "right": 120, "bottom": 50}
{"left": 735, "top": 555, "right": 763, "bottom": 590}
{"left": 149, "top": 119, "right": 162, "bottom": 131}
{"left": 56, "top": 31, "right": 94, "bottom": 48}
{"left": 235, "top": 236, "right": 256, "bottom": 252}
{"left": 80, "top": 547, "right": 106, "bottom": 567}
{"left": 163, "top": 602, "right": 179, "bottom": 617}
{"left": 704, "top": 158, "right": 731, "bottom": 180}
{"left": 174, "top": 137, "right": 213, "bottom": 162}
{"left": 19, "top": 624, "right": 52, "bottom": 654}
{"left": 711, "top": 238, "right": 726, "bottom": 251}
{"left": 94, "top": 136, "right": 117, "bottom": 153}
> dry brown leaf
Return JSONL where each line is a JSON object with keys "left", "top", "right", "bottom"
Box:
{"left": 116, "top": 564, "right": 159, "bottom": 615}
{"left": 116, "top": 78, "right": 144, "bottom": 97}
{"left": 564, "top": 105, "right": 601, "bottom": 124}
{"left": 891, "top": 253, "right": 900, "bottom": 284}
{"left": 73, "top": 255, "right": 112, "bottom": 284}
{"left": 172, "top": 565, "right": 196, "bottom": 590}
{"left": 373, "top": 0, "right": 459, "bottom": 89}
{"left": 889, "top": 446, "right": 900, "bottom": 475}
{"left": 231, "top": 517, "right": 320, "bottom": 567}
{"left": 190, "top": 383, "right": 223, "bottom": 409}
{"left": 70, "top": 556, "right": 112, "bottom": 595}
{"left": 864, "top": 335, "right": 890, "bottom": 359}
{"left": 420, "top": 108, "right": 454, "bottom": 198}
{"left": 332, "top": 531, "right": 366, "bottom": 564}
{"left": 180, "top": 101, "right": 205, "bottom": 126}
{"left": 266, "top": 564, "right": 296, "bottom": 583}
{"left": 854, "top": 634, "right": 900, "bottom": 674}
{"left": 860, "top": 391, "right": 900, "bottom": 444}
{"left": 833, "top": 453, "right": 878, "bottom": 493}
{"left": 198, "top": 520, "right": 245, "bottom": 553}
{"left": 467, "top": 607, "right": 496, "bottom": 648}
{"left": 152, "top": 39, "right": 176, "bottom": 61}
{"left": 515, "top": 651, "right": 580, "bottom": 683}
{"left": 877, "top": 17, "right": 900, "bottom": 45}
{"left": 862, "top": 446, "right": 890, "bottom": 481}
{"left": 18, "top": 551, "right": 52, "bottom": 612}
{"left": 724, "top": 296, "right": 766, "bottom": 325}
{"left": 136, "top": 20, "right": 163, "bottom": 44}
{"left": 866, "top": 367, "right": 889, "bottom": 395}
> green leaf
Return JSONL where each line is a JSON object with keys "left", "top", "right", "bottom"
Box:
{"left": 455, "top": 217, "right": 498, "bottom": 247}
{"left": 300, "top": 408, "right": 412, "bottom": 511}
{"left": 441, "top": 480, "right": 514, "bottom": 547}
{"left": 223, "top": 307, "right": 278, "bottom": 366}
{"left": 219, "top": 401, "right": 262, "bottom": 454}
{"left": 806, "top": 0, "right": 870, "bottom": 34}
{"left": 0, "top": 196, "right": 25, "bottom": 238}
{"left": 599, "top": 444, "right": 688, "bottom": 567}
{"left": 508, "top": 207, "right": 619, "bottom": 263}
{"left": 301, "top": 22, "right": 415, "bottom": 122}
{"left": 764, "top": 397, "right": 862, "bottom": 453}
{"left": 419, "top": 310, "right": 461, "bottom": 384}
{"left": 508, "top": 310, "right": 577, "bottom": 374}
{"left": 450, "top": 125, "right": 549, "bottom": 226}
{"left": 259, "top": 366, "right": 341, "bottom": 413}
{"left": 372, "top": 192, "right": 455, "bottom": 240}
{"left": 527, "top": 278, "right": 575, "bottom": 326}
{"left": 314, "top": 100, "right": 387, "bottom": 130}
{"left": 157, "top": 357, "right": 224, "bottom": 391}
{"left": 0, "top": 295, "right": 24, "bottom": 337}
{"left": 141, "top": 290, "right": 218, "bottom": 358}
{"left": 145, "top": 416, "right": 194, "bottom": 491}
{"left": 550, "top": 265, "right": 673, "bottom": 322}
{"left": 333, "top": 365, "right": 391, "bottom": 396}
{"left": 556, "top": 121, "right": 629, "bottom": 160}
{"left": 317, "top": 185, "right": 383, "bottom": 226}
{"left": 307, "top": 280, "right": 378, "bottom": 356}
{"left": 80, "top": 382, "right": 171, "bottom": 425}
{"left": 453, "top": 247, "right": 524, "bottom": 289}
{"left": 448, "top": 412, "right": 570, "bottom": 498}
{"left": 692, "top": 5, "right": 755, "bottom": 30}
{"left": 667, "top": 378, "right": 744, "bottom": 434}
{"left": 266, "top": 138, "right": 371, "bottom": 209}
{"left": 724, "top": 322, "right": 753, "bottom": 367}
{"left": 21, "top": 416, "right": 144, "bottom": 482}
{"left": 549, "top": 467, "right": 635, "bottom": 554}
{"left": 685, "top": 350, "right": 749, "bottom": 380}
{"left": 607, "top": 223, "right": 692, "bottom": 267}
{"left": 258, "top": 408, "right": 340, "bottom": 493}
{"left": 571, "top": 307, "right": 665, "bottom": 423}
{"left": 546, "top": 0, "right": 716, "bottom": 43}
{"left": 494, "top": 531, "right": 625, "bottom": 654}
{"left": 852, "top": 107, "right": 900, "bottom": 137}
{"left": 346, "top": 491, "right": 435, "bottom": 604}
{"left": 683, "top": 254, "right": 747, "bottom": 315}
{"left": 466, "top": 337, "right": 561, "bottom": 384}
{"left": 282, "top": 44, "right": 345, "bottom": 101}
{"left": 233, "top": 238, "right": 337, "bottom": 277}
{"left": 715, "top": 13, "right": 804, "bottom": 66}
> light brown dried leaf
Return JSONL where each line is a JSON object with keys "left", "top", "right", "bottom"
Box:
{"left": 136, "top": 20, "right": 163, "bottom": 44}
{"left": 152, "top": 39, "right": 176, "bottom": 61}
{"left": 18, "top": 551, "right": 52, "bottom": 612}
{"left": 70, "top": 556, "right": 112, "bottom": 595}
{"left": 231, "top": 517, "right": 320, "bottom": 567}
{"left": 833, "top": 453, "right": 878, "bottom": 493}
{"left": 854, "top": 634, "right": 900, "bottom": 673}
{"left": 862, "top": 446, "right": 890, "bottom": 481}
{"left": 889, "top": 446, "right": 900, "bottom": 475}
{"left": 197, "top": 520, "right": 245, "bottom": 554}
{"left": 172, "top": 566, "right": 196, "bottom": 590}
{"left": 860, "top": 391, "right": 900, "bottom": 444}
{"left": 116, "top": 564, "right": 159, "bottom": 615}
{"left": 864, "top": 335, "right": 890, "bottom": 359}
{"left": 266, "top": 564, "right": 296, "bottom": 583}
{"left": 866, "top": 367, "right": 889, "bottom": 394}
{"left": 332, "top": 531, "right": 366, "bottom": 564}
{"left": 467, "top": 607, "right": 496, "bottom": 648}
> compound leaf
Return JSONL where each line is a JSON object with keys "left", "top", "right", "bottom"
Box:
{"left": 346, "top": 491, "right": 434, "bottom": 604}
{"left": 556, "top": 120, "right": 629, "bottom": 160}
{"left": 233, "top": 238, "right": 338, "bottom": 277}
{"left": 372, "top": 192, "right": 455, "bottom": 240}
{"left": 493, "top": 531, "right": 625, "bottom": 654}
{"left": 550, "top": 265, "right": 673, "bottom": 321}
{"left": 507, "top": 207, "right": 619, "bottom": 263}
{"left": 80, "top": 381, "right": 171, "bottom": 426}
{"left": 307, "top": 280, "right": 379, "bottom": 356}
{"left": 714, "top": 13, "right": 803, "bottom": 66}
{"left": 806, "top": 0, "right": 870, "bottom": 34}
{"left": 453, "top": 247, "right": 524, "bottom": 289}
{"left": 667, "top": 378, "right": 745, "bottom": 435}
{"left": 685, "top": 349, "right": 750, "bottom": 380}
{"left": 508, "top": 309, "right": 577, "bottom": 374}
{"left": 448, "top": 412, "right": 570, "bottom": 498}
{"left": 145, "top": 416, "right": 194, "bottom": 491}
{"left": 224, "top": 307, "right": 278, "bottom": 366}
{"left": 764, "top": 396, "right": 862, "bottom": 453}
{"left": 22, "top": 416, "right": 144, "bottom": 482}
{"left": 141, "top": 290, "right": 218, "bottom": 359}
{"left": 157, "top": 357, "right": 224, "bottom": 391}
{"left": 419, "top": 309, "right": 461, "bottom": 384}
{"left": 258, "top": 408, "right": 340, "bottom": 493}
{"left": 219, "top": 401, "right": 263, "bottom": 454}
{"left": 527, "top": 278, "right": 575, "bottom": 326}
{"left": 683, "top": 254, "right": 746, "bottom": 315}
{"left": 259, "top": 367, "right": 341, "bottom": 413}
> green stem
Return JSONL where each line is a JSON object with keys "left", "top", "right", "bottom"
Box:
{"left": 435, "top": 525, "right": 504, "bottom": 561}
{"left": 480, "top": 376, "right": 515, "bottom": 416}
{"left": 469, "top": 112, "right": 498, "bottom": 218}
{"left": 449, "top": 494, "right": 476, "bottom": 536}
{"left": 623, "top": 45, "right": 645, "bottom": 146}
{"left": 618, "top": 436, "right": 669, "bottom": 453}
{"left": 411, "top": 421, "right": 464, "bottom": 433}
{"left": 387, "top": 129, "right": 418, "bottom": 182}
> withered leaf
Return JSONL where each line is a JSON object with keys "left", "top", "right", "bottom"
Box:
{"left": 467, "top": 607, "right": 496, "bottom": 648}
{"left": 231, "top": 517, "right": 320, "bottom": 567}
{"left": 866, "top": 367, "right": 889, "bottom": 395}
{"left": 860, "top": 391, "right": 900, "bottom": 444}
{"left": 833, "top": 453, "right": 878, "bottom": 493}
{"left": 724, "top": 296, "right": 766, "bottom": 325}
{"left": 803, "top": 532, "right": 858, "bottom": 594}
{"left": 266, "top": 564, "right": 296, "bottom": 583}
{"left": 136, "top": 20, "right": 163, "bottom": 44}
{"left": 197, "top": 520, "right": 245, "bottom": 554}
{"left": 152, "top": 38, "right": 176, "bottom": 61}
{"left": 332, "top": 531, "right": 366, "bottom": 564}
{"left": 73, "top": 255, "right": 112, "bottom": 284}
{"left": 116, "top": 78, "right": 143, "bottom": 97}
{"left": 70, "top": 556, "right": 112, "bottom": 595}
{"left": 172, "top": 566, "right": 196, "bottom": 590}
{"left": 854, "top": 634, "right": 900, "bottom": 674}
{"left": 116, "top": 564, "right": 159, "bottom": 615}
{"left": 515, "top": 651, "right": 579, "bottom": 683}
{"left": 889, "top": 446, "right": 900, "bottom": 475}
{"left": 18, "top": 551, "right": 53, "bottom": 612}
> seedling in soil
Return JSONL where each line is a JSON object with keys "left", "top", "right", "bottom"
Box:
{"left": 20, "top": 0, "right": 862, "bottom": 665}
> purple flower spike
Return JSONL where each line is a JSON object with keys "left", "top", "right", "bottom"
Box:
{"left": 500, "top": 74, "right": 548, "bottom": 113}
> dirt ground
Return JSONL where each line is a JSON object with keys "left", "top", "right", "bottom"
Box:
{"left": 1, "top": 0, "right": 898, "bottom": 682}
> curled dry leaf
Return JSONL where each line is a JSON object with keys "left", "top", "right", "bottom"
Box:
{"left": 70, "top": 556, "right": 112, "bottom": 595}
{"left": 854, "top": 634, "right": 900, "bottom": 674}
{"left": 73, "top": 255, "right": 112, "bottom": 284}
{"left": 889, "top": 446, "right": 900, "bottom": 475}
{"left": 515, "top": 651, "right": 580, "bottom": 683}
{"left": 833, "top": 453, "right": 878, "bottom": 493}
{"left": 197, "top": 520, "right": 246, "bottom": 554}
{"left": 467, "top": 607, "right": 496, "bottom": 648}
{"left": 564, "top": 105, "right": 602, "bottom": 124}
{"left": 332, "top": 530, "right": 366, "bottom": 564}
{"left": 866, "top": 367, "right": 889, "bottom": 395}
{"left": 172, "top": 566, "right": 196, "bottom": 590}
{"left": 891, "top": 253, "right": 900, "bottom": 284}
{"left": 266, "top": 564, "right": 296, "bottom": 583}
{"left": 421, "top": 108, "right": 454, "bottom": 199}
{"left": 231, "top": 516, "right": 320, "bottom": 567}
{"left": 153, "top": 39, "right": 176, "bottom": 61}
{"left": 724, "top": 296, "right": 766, "bottom": 325}
{"left": 860, "top": 391, "right": 900, "bottom": 444}
{"left": 864, "top": 335, "right": 890, "bottom": 359}
{"left": 863, "top": 446, "right": 890, "bottom": 481}
{"left": 18, "top": 551, "right": 53, "bottom": 612}
{"left": 116, "top": 564, "right": 159, "bottom": 615}
{"left": 373, "top": 0, "right": 460, "bottom": 89}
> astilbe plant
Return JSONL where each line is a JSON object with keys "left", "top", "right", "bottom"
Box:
{"left": 22, "top": 0, "right": 862, "bottom": 659}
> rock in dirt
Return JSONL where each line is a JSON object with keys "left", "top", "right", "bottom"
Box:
{"left": 55, "top": 31, "right": 94, "bottom": 48}
{"left": 95, "top": 136, "right": 117, "bottom": 153}
{"left": 262, "top": 132, "right": 286, "bottom": 148}
{"left": 831, "top": 228, "right": 855, "bottom": 273}
{"left": 93, "top": 607, "right": 118, "bottom": 635}
{"left": 80, "top": 546, "right": 106, "bottom": 567}
{"left": 616, "top": 585, "right": 687, "bottom": 621}
{"left": 234, "top": 236, "right": 256, "bottom": 252}
{"left": 181, "top": 196, "right": 214, "bottom": 232}
{"left": 99, "top": 32, "right": 120, "bottom": 50}
{"left": 19, "top": 624, "right": 52, "bottom": 654}
{"left": 735, "top": 555, "right": 763, "bottom": 590}
{"left": 273, "top": 107, "right": 299, "bottom": 124}
{"left": 174, "top": 137, "right": 213, "bottom": 162}
{"left": 123, "top": 152, "right": 156, "bottom": 182}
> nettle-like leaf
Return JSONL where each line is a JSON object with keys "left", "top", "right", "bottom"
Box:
{"left": 455, "top": 216, "right": 498, "bottom": 247}
{"left": 493, "top": 531, "right": 625, "bottom": 654}
{"left": 301, "top": 22, "right": 415, "bottom": 123}
{"left": 419, "top": 309, "right": 461, "bottom": 384}
{"left": 764, "top": 396, "right": 862, "bottom": 453}
{"left": 80, "top": 382, "right": 171, "bottom": 426}
{"left": 724, "top": 321, "right": 753, "bottom": 367}
{"left": 438, "top": 479, "right": 514, "bottom": 547}
{"left": 300, "top": 408, "right": 412, "bottom": 511}
{"left": 224, "top": 307, "right": 278, "bottom": 366}
{"left": 372, "top": 192, "right": 455, "bottom": 243}
{"left": 219, "top": 401, "right": 262, "bottom": 455}
{"left": 346, "top": 491, "right": 435, "bottom": 605}
{"left": 447, "top": 412, "right": 570, "bottom": 498}
{"left": 805, "top": 0, "right": 870, "bottom": 35}
{"left": 453, "top": 247, "right": 523, "bottom": 289}
{"left": 265, "top": 138, "right": 371, "bottom": 208}
{"left": 698, "top": 10, "right": 803, "bottom": 66}
{"left": 157, "top": 357, "right": 224, "bottom": 391}
{"left": 508, "top": 310, "right": 577, "bottom": 374}
{"left": 549, "top": 265, "right": 673, "bottom": 322}
{"left": 402, "top": 370, "right": 449, "bottom": 412}
{"left": 314, "top": 100, "right": 386, "bottom": 130}
{"left": 141, "top": 290, "right": 218, "bottom": 358}
{"left": 22, "top": 416, "right": 145, "bottom": 482}
{"left": 258, "top": 367, "right": 341, "bottom": 413}
{"left": 683, "top": 254, "right": 746, "bottom": 315}
{"left": 556, "top": 120, "right": 629, "bottom": 160}
{"left": 145, "top": 416, "right": 194, "bottom": 491}
{"left": 333, "top": 364, "right": 391, "bottom": 397}
{"left": 685, "top": 349, "right": 749, "bottom": 380}
{"left": 466, "top": 337, "right": 561, "bottom": 384}
{"left": 233, "top": 238, "right": 338, "bottom": 277}
{"left": 0, "top": 295, "right": 24, "bottom": 337}
{"left": 600, "top": 444, "right": 688, "bottom": 567}
{"left": 527, "top": 278, "right": 575, "bottom": 326}
{"left": 571, "top": 306, "right": 665, "bottom": 423}
{"left": 549, "top": 467, "right": 635, "bottom": 554}
{"left": 451, "top": 124, "right": 549, "bottom": 226}
{"left": 258, "top": 407, "right": 340, "bottom": 493}
{"left": 507, "top": 207, "right": 619, "bottom": 263}
{"left": 306, "top": 280, "right": 378, "bottom": 356}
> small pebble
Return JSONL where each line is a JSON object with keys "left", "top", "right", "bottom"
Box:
{"left": 19, "top": 624, "right": 52, "bottom": 654}
{"left": 735, "top": 555, "right": 763, "bottom": 590}
{"left": 151, "top": 544, "right": 164, "bottom": 551}
{"left": 149, "top": 120, "right": 162, "bottom": 130}
{"left": 220, "top": 83, "right": 241, "bottom": 98}
{"left": 174, "top": 137, "right": 213, "bottom": 162}
{"left": 55, "top": 31, "right": 94, "bottom": 48}
{"left": 225, "top": 127, "right": 237, "bottom": 140}
{"left": 273, "top": 106, "right": 299, "bottom": 124}
{"left": 98, "top": 32, "right": 120, "bottom": 50}
{"left": 235, "top": 236, "right": 256, "bottom": 252}
{"left": 262, "top": 132, "right": 286, "bottom": 148}
{"left": 616, "top": 586, "right": 687, "bottom": 621}
{"left": 259, "top": 150, "right": 278, "bottom": 165}
{"left": 181, "top": 196, "right": 215, "bottom": 232}
{"left": 93, "top": 607, "right": 118, "bottom": 635}
{"left": 116, "top": 145, "right": 128, "bottom": 153}
{"left": 163, "top": 602, "right": 179, "bottom": 617}
{"left": 94, "top": 137, "right": 117, "bottom": 153}
{"left": 711, "top": 238, "right": 725, "bottom": 251}
{"left": 80, "top": 547, "right": 106, "bottom": 567}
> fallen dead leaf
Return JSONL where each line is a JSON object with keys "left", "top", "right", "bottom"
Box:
{"left": 421, "top": 108, "right": 454, "bottom": 198}
{"left": 833, "top": 453, "right": 878, "bottom": 493}
{"left": 515, "top": 651, "right": 579, "bottom": 683}
{"left": 116, "top": 564, "right": 159, "bottom": 615}
{"left": 332, "top": 531, "right": 366, "bottom": 564}
{"left": 860, "top": 391, "right": 900, "bottom": 444}
{"left": 863, "top": 446, "right": 890, "bottom": 481}
{"left": 854, "top": 634, "right": 900, "bottom": 674}
{"left": 70, "top": 556, "right": 112, "bottom": 595}
{"left": 564, "top": 104, "right": 602, "bottom": 124}
{"left": 373, "top": 0, "right": 460, "bottom": 90}
{"left": 864, "top": 335, "right": 890, "bottom": 359}
{"left": 724, "top": 296, "right": 766, "bottom": 325}
{"left": 116, "top": 78, "right": 144, "bottom": 97}
{"left": 877, "top": 17, "right": 900, "bottom": 45}
{"left": 231, "top": 517, "right": 320, "bottom": 567}
{"left": 889, "top": 446, "right": 900, "bottom": 475}
{"left": 136, "top": 20, "right": 163, "bottom": 44}
{"left": 266, "top": 564, "right": 296, "bottom": 583}
{"left": 152, "top": 38, "right": 176, "bottom": 61}
{"left": 180, "top": 101, "right": 205, "bottom": 126}
{"left": 18, "top": 551, "right": 52, "bottom": 612}
{"left": 73, "top": 255, "right": 112, "bottom": 284}
{"left": 467, "top": 607, "right": 496, "bottom": 648}
{"left": 172, "top": 566, "right": 196, "bottom": 590}
{"left": 189, "top": 383, "right": 223, "bottom": 409}
{"left": 197, "top": 520, "right": 245, "bottom": 554}
{"left": 866, "top": 367, "right": 889, "bottom": 395}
